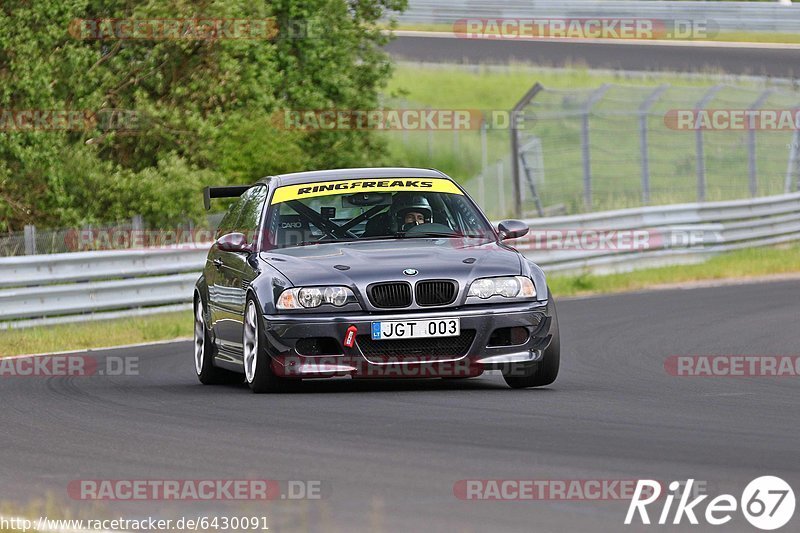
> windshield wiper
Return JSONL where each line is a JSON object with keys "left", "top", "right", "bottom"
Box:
{"left": 351, "top": 235, "right": 400, "bottom": 241}
{"left": 292, "top": 238, "right": 357, "bottom": 246}
{"left": 396, "top": 231, "right": 487, "bottom": 239}
{"left": 347, "top": 232, "right": 462, "bottom": 241}
{"left": 288, "top": 233, "right": 490, "bottom": 246}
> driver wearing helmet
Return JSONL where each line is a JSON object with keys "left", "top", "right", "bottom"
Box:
{"left": 390, "top": 194, "right": 433, "bottom": 232}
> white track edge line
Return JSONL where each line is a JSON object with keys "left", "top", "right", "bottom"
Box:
{"left": 2, "top": 337, "right": 192, "bottom": 360}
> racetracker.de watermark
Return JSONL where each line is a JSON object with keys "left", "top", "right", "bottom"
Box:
{"left": 68, "top": 479, "right": 325, "bottom": 500}
{"left": 452, "top": 18, "right": 716, "bottom": 40}
{"left": 64, "top": 228, "right": 218, "bottom": 251}
{"left": 69, "top": 18, "right": 279, "bottom": 40}
{"left": 665, "top": 109, "right": 800, "bottom": 131}
{"left": 453, "top": 479, "right": 661, "bottom": 501}
{"left": 665, "top": 355, "right": 800, "bottom": 377}
{"left": 0, "top": 355, "right": 138, "bottom": 377}
{"left": 277, "top": 355, "right": 485, "bottom": 378}
{"left": 515, "top": 228, "right": 715, "bottom": 252}
{"left": 275, "top": 109, "right": 530, "bottom": 131}
{"left": 0, "top": 109, "right": 139, "bottom": 132}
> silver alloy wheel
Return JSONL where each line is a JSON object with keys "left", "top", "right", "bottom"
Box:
{"left": 243, "top": 300, "right": 258, "bottom": 383}
{"left": 194, "top": 299, "right": 205, "bottom": 376}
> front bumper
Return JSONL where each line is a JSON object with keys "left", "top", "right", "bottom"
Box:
{"left": 262, "top": 301, "right": 553, "bottom": 379}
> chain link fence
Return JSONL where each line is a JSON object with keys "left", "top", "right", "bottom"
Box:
{"left": 0, "top": 215, "right": 217, "bottom": 257}
{"left": 382, "top": 78, "right": 800, "bottom": 221}
{"left": 512, "top": 82, "right": 800, "bottom": 218}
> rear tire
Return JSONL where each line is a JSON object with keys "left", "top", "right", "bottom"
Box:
{"left": 503, "top": 295, "right": 560, "bottom": 389}
{"left": 243, "top": 297, "right": 298, "bottom": 393}
{"left": 195, "top": 296, "right": 241, "bottom": 385}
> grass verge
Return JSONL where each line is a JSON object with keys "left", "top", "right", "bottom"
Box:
{"left": 387, "top": 62, "right": 722, "bottom": 110}
{"left": 549, "top": 244, "right": 800, "bottom": 297}
{"left": 0, "top": 310, "right": 192, "bottom": 358}
{"left": 2, "top": 246, "right": 800, "bottom": 356}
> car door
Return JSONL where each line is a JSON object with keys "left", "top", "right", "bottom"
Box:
{"left": 207, "top": 195, "right": 246, "bottom": 357}
{"left": 215, "top": 186, "right": 268, "bottom": 359}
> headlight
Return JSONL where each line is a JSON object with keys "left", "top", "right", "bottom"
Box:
{"left": 277, "top": 286, "right": 355, "bottom": 309}
{"left": 467, "top": 276, "right": 536, "bottom": 299}
{"left": 323, "top": 286, "right": 349, "bottom": 306}
{"left": 298, "top": 288, "right": 323, "bottom": 308}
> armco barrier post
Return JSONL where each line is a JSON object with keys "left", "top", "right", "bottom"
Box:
{"left": 786, "top": 129, "right": 800, "bottom": 193}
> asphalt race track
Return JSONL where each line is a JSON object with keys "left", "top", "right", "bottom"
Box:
{"left": 387, "top": 34, "right": 800, "bottom": 78}
{"left": 1, "top": 280, "right": 799, "bottom": 532}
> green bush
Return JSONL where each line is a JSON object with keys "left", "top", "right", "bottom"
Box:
{"left": 0, "top": 0, "right": 406, "bottom": 231}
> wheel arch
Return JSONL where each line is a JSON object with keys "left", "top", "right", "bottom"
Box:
{"left": 524, "top": 259, "right": 550, "bottom": 302}
{"left": 194, "top": 275, "right": 210, "bottom": 308}
{"left": 248, "top": 263, "right": 291, "bottom": 315}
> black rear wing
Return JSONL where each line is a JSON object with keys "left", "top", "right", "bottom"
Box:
{"left": 203, "top": 185, "right": 251, "bottom": 210}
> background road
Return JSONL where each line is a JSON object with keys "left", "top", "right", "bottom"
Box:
{"left": 387, "top": 34, "right": 800, "bottom": 77}
{"left": 1, "top": 280, "right": 799, "bottom": 532}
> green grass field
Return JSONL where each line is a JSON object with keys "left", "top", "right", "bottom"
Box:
{"left": 0, "top": 311, "right": 192, "bottom": 358}
{"left": 548, "top": 244, "right": 800, "bottom": 297}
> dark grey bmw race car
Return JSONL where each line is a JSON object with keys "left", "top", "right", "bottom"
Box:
{"left": 194, "top": 167, "right": 560, "bottom": 393}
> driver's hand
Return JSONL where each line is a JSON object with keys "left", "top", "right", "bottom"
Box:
{"left": 401, "top": 222, "right": 415, "bottom": 232}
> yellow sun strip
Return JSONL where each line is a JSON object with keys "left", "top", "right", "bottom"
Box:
{"left": 270, "top": 178, "right": 463, "bottom": 204}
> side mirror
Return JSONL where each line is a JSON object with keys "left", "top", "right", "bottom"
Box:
{"left": 497, "top": 220, "right": 530, "bottom": 241}
{"left": 216, "top": 232, "right": 252, "bottom": 253}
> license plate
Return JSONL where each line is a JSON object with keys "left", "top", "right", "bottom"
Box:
{"left": 371, "top": 318, "right": 460, "bottom": 340}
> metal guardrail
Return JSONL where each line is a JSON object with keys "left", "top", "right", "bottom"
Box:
{"left": 2, "top": 273, "right": 199, "bottom": 320}
{"left": 518, "top": 191, "right": 800, "bottom": 272}
{"left": 0, "top": 247, "right": 208, "bottom": 288}
{"left": 0, "top": 246, "right": 208, "bottom": 329}
{"left": 398, "top": 0, "right": 800, "bottom": 33}
{"left": 2, "top": 191, "right": 800, "bottom": 328}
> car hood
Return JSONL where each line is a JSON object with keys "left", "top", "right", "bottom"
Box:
{"left": 261, "top": 238, "right": 522, "bottom": 287}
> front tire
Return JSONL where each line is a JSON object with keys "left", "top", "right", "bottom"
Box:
{"left": 243, "top": 297, "right": 297, "bottom": 393}
{"left": 503, "top": 296, "right": 560, "bottom": 389}
{"left": 195, "top": 296, "right": 240, "bottom": 385}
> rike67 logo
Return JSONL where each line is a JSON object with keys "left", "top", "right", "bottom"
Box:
{"left": 626, "top": 477, "right": 795, "bottom": 530}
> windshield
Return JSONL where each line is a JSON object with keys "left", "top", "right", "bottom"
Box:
{"left": 263, "top": 178, "right": 495, "bottom": 249}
